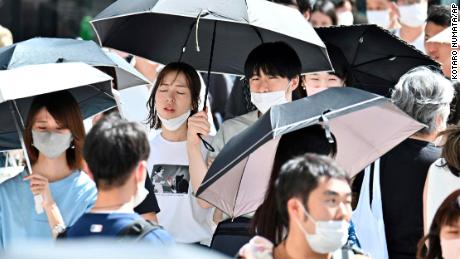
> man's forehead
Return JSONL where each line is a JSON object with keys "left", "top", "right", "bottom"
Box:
{"left": 316, "top": 177, "right": 351, "bottom": 195}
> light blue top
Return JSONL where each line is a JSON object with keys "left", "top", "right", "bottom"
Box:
{"left": 0, "top": 170, "right": 97, "bottom": 249}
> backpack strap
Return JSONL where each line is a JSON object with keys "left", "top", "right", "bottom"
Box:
{"left": 117, "top": 219, "right": 162, "bottom": 242}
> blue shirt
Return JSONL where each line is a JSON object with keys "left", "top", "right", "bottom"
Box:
{"left": 0, "top": 170, "right": 97, "bottom": 249}
{"left": 66, "top": 212, "right": 174, "bottom": 245}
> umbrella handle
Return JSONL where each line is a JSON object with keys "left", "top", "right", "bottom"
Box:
{"left": 198, "top": 133, "right": 215, "bottom": 152}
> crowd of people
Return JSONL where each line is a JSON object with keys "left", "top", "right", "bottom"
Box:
{"left": 0, "top": 0, "right": 459, "bottom": 259}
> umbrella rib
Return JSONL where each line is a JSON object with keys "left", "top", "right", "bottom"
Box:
{"left": 272, "top": 96, "right": 385, "bottom": 137}
{"left": 231, "top": 153, "right": 252, "bottom": 219}
{"left": 353, "top": 55, "right": 434, "bottom": 68}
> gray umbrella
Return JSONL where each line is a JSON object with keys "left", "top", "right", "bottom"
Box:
{"left": 196, "top": 87, "right": 425, "bottom": 218}
{"left": 0, "top": 37, "right": 150, "bottom": 90}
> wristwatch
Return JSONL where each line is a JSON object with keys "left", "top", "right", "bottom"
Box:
{"left": 52, "top": 224, "right": 66, "bottom": 235}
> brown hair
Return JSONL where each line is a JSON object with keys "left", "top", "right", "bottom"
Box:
{"left": 146, "top": 62, "right": 201, "bottom": 129}
{"left": 438, "top": 126, "right": 460, "bottom": 175}
{"left": 417, "top": 189, "right": 460, "bottom": 259}
{"left": 24, "top": 90, "right": 85, "bottom": 170}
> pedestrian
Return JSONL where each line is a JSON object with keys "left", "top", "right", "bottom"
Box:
{"left": 240, "top": 154, "right": 368, "bottom": 258}
{"left": 91, "top": 108, "right": 161, "bottom": 223}
{"left": 393, "top": 0, "right": 428, "bottom": 53}
{"left": 365, "top": 0, "right": 399, "bottom": 30}
{"left": 65, "top": 115, "right": 173, "bottom": 244}
{"left": 0, "top": 91, "right": 97, "bottom": 249}
{"left": 309, "top": 0, "right": 338, "bottom": 27}
{"left": 146, "top": 62, "right": 215, "bottom": 245}
{"left": 187, "top": 42, "right": 302, "bottom": 214}
{"left": 251, "top": 125, "right": 337, "bottom": 244}
{"left": 423, "top": 126, "right": 460, "bottom": 234}
{"left": 354, "top": 66, "right": 454, "bottom": 259}
{"left": 417, "top": 189, "right": 460, "bottom": 259}
{"left": 301, "top": 44, "right": 348, "bottom": 97}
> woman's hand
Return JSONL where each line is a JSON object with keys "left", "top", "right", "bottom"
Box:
{"left": 24, "top": 174, "right": 55, "bottom": 208}
{"left": 187, "top": 110, "right": 210, "bottom": 146}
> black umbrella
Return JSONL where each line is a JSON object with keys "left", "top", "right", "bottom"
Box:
{"left": 315, "top": 24, "right": 439, "bottom": 97}
{"left": 0, "top": 37, "right": 149, "bottom": 90}
{"left": 91, "top": 0, "right": 331, "bottom": 76}
{"left": 196, "top": 87, "right": 424, "bottom": 218}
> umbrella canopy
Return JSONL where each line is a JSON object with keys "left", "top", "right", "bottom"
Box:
{"left": 0, "top": 37, "right": 149, "bottom": 90}
{"left": 0, "top": 62, "right": 114, "bottom": 151}
{"left": 315, "top": 24, "right": 439, "bottom": 97}
{"left": 196, "top": 87, "right": 424, "bottom": 218}
{"left": 91, "top": 0, "right": 332, "bottom": 75}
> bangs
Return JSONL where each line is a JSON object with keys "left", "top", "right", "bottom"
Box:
{"left": 441, "top": 201, "right": 460, "bottom": 227}
{"left": 249, "top": 62, "right": 287, "bottom": 79}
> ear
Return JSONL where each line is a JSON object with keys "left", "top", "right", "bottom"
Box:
{"left": 135, "top": 160, "right": 148, "bottom": 184}
{"left": 82, "top": 161, "right": 94, "bottom": 180}
{"left": 289, "top": 75, "right": 301, "bottom": 91}
{"left": 388, "top": 1, "right": 400, "bottom": 18}
{"left": 287, "top": 198, "right": 304, "bottom": 222}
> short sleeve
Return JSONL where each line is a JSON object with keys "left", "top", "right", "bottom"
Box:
{"left": 134, "top": 177, "right": 160, "bottom": 214}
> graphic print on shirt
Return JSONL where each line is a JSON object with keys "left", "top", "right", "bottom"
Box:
{"left": 151, "top": 164, "right": 189, "bottom": 194}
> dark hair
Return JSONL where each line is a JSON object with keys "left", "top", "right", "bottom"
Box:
{"left": 297, "top": 0, "right": 312, "bottom": 14}
{"left": 24, "top": 90, "right": 85, "bottom": 170}
{"left": 146, "top": 62, "right": 201, "bottom": 129}
{"left": 251, "top": 125, "right": 338, "bottom": 244}
{"left": 84, "top": 115, "right": 150, "bottom": 190}
{"left": 426, "top": 5, "right": 451, "bottom": 27}
{"left": 417, "top": 189, "right": 460, "bottom": 259}
{"left": 244, "top": 42, "right": 301, "bottom": 81}
{"left": 311, "top": 0, "right": 338, "bottom": 26}
{"left": 438, "top": 126, "right": 460, "bottom": 176}
{"left": 275, "top": 153, "right": 350, "bottom": 238}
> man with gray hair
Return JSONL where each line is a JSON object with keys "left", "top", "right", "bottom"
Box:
{"left": 354, "top": 66, "right": 454, "bottom": 259}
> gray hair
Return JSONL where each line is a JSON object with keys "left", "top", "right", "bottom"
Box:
{"left": 391, "top": 66, "right": 454, "bottom": 135}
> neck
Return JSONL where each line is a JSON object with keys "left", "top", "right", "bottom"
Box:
{"left": 283, "top": 228, "right": 330, "bottom": 259}
{"left": 161, "top": 123, "right": 188, "bottom": 142}
{"left": 400, "top": 25, "right": 424, "bottom": 43}
{"left": 410, "top": 131, "right": 439, "bottom": 143}
{"left": 32, "top": 153, "right": 72, "bottom": 182}
{"left": 91, "top": 184, "right": 135, "bottom": 213}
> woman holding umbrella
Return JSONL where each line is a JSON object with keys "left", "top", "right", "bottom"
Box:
{"left": 146, "top": 62, "right": 215, "bottom": 245}
{"left": 0, "top": 91, "right": 97, "bottom": 249}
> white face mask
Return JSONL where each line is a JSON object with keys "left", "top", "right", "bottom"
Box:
{"left": 367, "top": 10, "right": 391, "bottom": 28}
{"left": 32, "top": 130, "right": 73, "bottom": 159}
{"left": 250, "top": 81, "right": 291, "bottom": 114}
{"left": 398, "top": 3, "right": 427, "bottom": 28}
{"left": 157, "top": 110, "right": 191, "bottom": 131}
{"left": 295, "top": 202, "right": 349, "bottom": 254}
{"left": 337, "top": 11, "right": 354, "bottom": 25}
{"left": 441, "top": 238, "right": 460, "bottom": 259}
